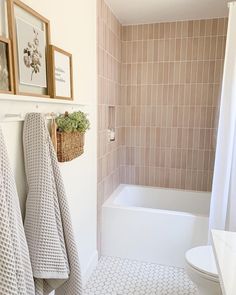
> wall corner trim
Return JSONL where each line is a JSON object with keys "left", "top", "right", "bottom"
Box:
{"left": 82, "top": 250, "right": 98, "bottom": 287}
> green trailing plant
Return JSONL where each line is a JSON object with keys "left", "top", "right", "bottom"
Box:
{"left": 56, "top": 111, "right": 90, "bottom": 133}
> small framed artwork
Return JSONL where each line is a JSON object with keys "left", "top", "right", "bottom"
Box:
{"left": 10, "top": 0, "right": 51, "bottom": 97}
{"left": 0, "top": 36, "right": 14, "bottom": 94}
{"left": 49, "top": 45, "right": 73, "bottom": 100}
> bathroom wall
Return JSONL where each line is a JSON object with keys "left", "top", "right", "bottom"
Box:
{"left": 0, "top": 0, "right": 98, "bottom": 284}
{"left": 97, "top": 0, "right": 122, "bottom": 251}
{"left": 120, "top": 18, "right": 227, "bottom": 191}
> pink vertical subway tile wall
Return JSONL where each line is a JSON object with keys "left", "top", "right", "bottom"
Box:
{"left": 97, "top": 0, "right": 122, "bottom": 250}
{"left": 120, "top": 18, "right": 227, "bottom": 192}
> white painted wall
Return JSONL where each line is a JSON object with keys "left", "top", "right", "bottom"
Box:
{"left": 106, "top": 0, "right": 228, "bottom": 24}
{"left": 0, "top": 0, "right": 97, "bottom": 285}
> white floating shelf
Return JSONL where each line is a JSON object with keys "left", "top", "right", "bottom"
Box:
{"left": 0, "top": 93, "right": 87, "bottom": 106}
{"left": 0, "top": 94, "right": 94, "bottom": 122}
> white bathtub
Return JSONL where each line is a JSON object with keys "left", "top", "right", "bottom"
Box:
{"left": 101, "top": 184, "right": 211, "bottom": 268}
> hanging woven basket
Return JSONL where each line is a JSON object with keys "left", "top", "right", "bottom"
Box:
{"left": 56, "top": 131, "right": 85, "bottom": 162}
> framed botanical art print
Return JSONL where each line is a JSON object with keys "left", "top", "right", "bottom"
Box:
{"left": 16, "top": 17, "right": 47, "bottom": 88}
{"left": 10, "top": 0, "right": 51, "bottom": 97}
{"left": 0, "top": 36, "right": 13, "bottom": 94}
{"left": 49, "top": 45, "right": 73, "bottom": 100}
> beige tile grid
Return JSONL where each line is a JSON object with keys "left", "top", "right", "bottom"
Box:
{"left": 97, "top": 0, "right": 122, "bottom": 209}
{"left": 120, "top": 18, "right": 227, "bottom": 191}
{"left": 97, "top": 0, "right": 227, "bottom": 198}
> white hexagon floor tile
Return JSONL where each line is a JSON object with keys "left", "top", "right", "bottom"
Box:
{"left": 84, "top": 256, "right": 197, "bottom": 295}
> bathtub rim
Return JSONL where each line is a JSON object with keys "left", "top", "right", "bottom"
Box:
{"left": 103, "top": 184, "right": 211, "bottom": 218}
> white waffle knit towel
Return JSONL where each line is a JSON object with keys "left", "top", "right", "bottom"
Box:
{"left": 0, "top": 127, "right": 35, "bottom": 295}
{"left": 23, "top": 113, "right": 82, "bottom": 295}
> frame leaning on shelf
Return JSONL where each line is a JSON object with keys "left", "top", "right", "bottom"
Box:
{"left": 9, "top": 0, "right": 51, "bottom": 98}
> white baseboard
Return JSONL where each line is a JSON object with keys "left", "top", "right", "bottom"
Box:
{"left": 82, "top": 250, "right": 98, "bottom": 286}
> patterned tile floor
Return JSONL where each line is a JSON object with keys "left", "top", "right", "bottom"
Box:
{"left": 84, "top": 256, "right": 197, "bottom": 295}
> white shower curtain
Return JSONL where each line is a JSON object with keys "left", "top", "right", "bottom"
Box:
{"left": 209, "top": 2, "right": 236, "bottom": 233}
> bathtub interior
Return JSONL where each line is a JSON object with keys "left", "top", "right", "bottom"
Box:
{"left": 107, "top": 184, "right": 211, "bottom": 216}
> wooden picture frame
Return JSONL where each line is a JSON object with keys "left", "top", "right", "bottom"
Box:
{"left": 49, "top": 45, "right": 73, "bottom": 100}
{"left": 0, "top": 36, "right": 14, "bottom": 94}
{"left": 0, "top": 0, "right": 11, "bottom": 38}
{"left": 9, "top": 0, "right": 51, "bottom": 98}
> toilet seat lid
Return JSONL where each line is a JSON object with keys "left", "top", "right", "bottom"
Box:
{"left": 185, "top": 246, "right": 218, "bottom": 277}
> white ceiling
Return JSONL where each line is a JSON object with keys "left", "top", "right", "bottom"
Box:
{"left": 106, "top": 0, "right": 229, "bottom": 25}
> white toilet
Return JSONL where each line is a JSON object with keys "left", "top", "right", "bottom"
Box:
{"left": 185, "top": 246, "right": 222, "bottom": 295}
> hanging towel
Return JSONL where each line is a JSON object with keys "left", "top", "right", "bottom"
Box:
{"left": 23, "top": 113, "right": 82, "bottom": 295}
{"left": 0, "top": 128, "right": 35, "bottom": 295}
